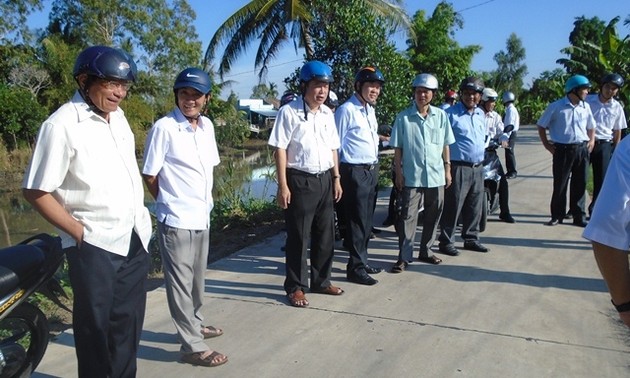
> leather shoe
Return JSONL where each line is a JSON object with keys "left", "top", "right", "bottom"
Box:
{"left": 463, "top": 241, "right": 489, "bottom": 253}
{"left": 499, "top": 213, "right": 516, "bottom": 223}
{"left": 506, "top": 172, "right": 517, "bottom": 179}
{"left": 365, "top": 265, "right": 383, "bottom": 274}
{"left": 438, "top": 244, "right": 460, "bottom": 256}
{"left": 573, "top": 219, "right": 588, "bottom": 227}
{"left": 545, "top": 218, "right": 560, "bottom": 226}
{"left": 347, "top": 270, "right": 378, "bottom": 285}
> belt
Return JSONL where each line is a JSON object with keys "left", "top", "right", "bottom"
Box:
{"left": 287, "top": 168, "right": 330, "bottom": 177}
{"left": 341, "top": 162, "right": 379, "bottom": 170}
{"left": 595, "top": 139, "right": 612, "bottom": 145}
{"left": 451, "top": 160, "right": 482, "bottom": 168}
{"left": 554, "top": 142, "right": 587, "bottom": 149}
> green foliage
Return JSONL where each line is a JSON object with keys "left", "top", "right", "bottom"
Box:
{"left": 297, "top": 0, "right": 414, "bottom": 126}
{"left": 207, "top": 94, "right": 251, "bottom": 148}
{"left": 406, "top": 2, "right": 481, "bottom": 101}
{"left": 518, "top": 69, "right": 567, "bottom": 124}
{"left": 0, "top": 0, "right": 43, "bottom": 44}
{"left": 490, "top": 33, "right": 528, "bottom": 95}
{"left": 205, "top": 0, "right": 412, "bottom": 81}
{"left": 0, "top": 85, "right": 47, "bottom": 149}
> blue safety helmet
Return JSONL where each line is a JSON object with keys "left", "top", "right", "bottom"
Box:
{"left": 174, "top": 67, "right": 212, "bottom": 94}
{"left": 601, "top": 73, "right": 625, "bottom": 88}
{"left": 299, "top": 61, "right": 333, "bottom": 83}
{"left": 459, "top": 76, "right": 484, "bottom": 93}
{"left": 564, "top": 75, "right": 591, "bottom": 94}
{"left": 355, "top": 67, "right": 385, "bottom": 85}
{"left": 73, "top": 45, "right": 137, "bottom": 82}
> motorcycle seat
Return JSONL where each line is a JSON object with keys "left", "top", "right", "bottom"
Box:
{"left": 0, "top": 245, "right": 45, "bottom": 298}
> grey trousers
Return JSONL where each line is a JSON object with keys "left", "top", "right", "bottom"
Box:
{"left": 397, "top": 186, "right": 444, "bottom": 262}
{"left": 157, "top": 222, "right": 210, "bottom": 354}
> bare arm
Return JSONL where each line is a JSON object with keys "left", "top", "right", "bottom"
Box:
{"left": 142, "top": 174, "right": 159, "bottom": 200}
{"left": 332, "top": 149, "right": 342, "bottom": 202}
{"left": 537, "top": 126, "right": 555, "bottom": 155}
{"left": 22, "top": 188, "right": 84, "bottom": 245}
{"left": 274, "top": 148, "right": 290, "bottom": 209}
{"left": 442, "top": 145, "right": 452, "bottom": 189}
{"left": 592, "top": 241, "right": 630, "bottom": 327}
{"left": 613, "top": 129, "right": 622, "bottom": 146}
{"left": 587, "top": 127, "right": 595, "bottom": 153}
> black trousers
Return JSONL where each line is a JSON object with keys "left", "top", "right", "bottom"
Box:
{"left": 550, "top": 143, "right": 589, "bottom": 221}
{"left": 439, "top": 163, "right": 484, "bottom": 246}
{"left": 588, "top": 140, "right": 613, "bottom": 214}
{"left": 505, "top": 131, "right": 518, "bottom": 174}
{"left": 65, "top": 230, "right": 149, "bottom": 378}
{"left": 284, "top": 169, "right": 335, "bottom": 294}
{"left": 340, "top": 163, "right": 379, "bottom": 273}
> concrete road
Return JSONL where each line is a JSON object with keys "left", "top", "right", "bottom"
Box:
{"left": 33, "top": 126, "right": 630, "bottom": 378}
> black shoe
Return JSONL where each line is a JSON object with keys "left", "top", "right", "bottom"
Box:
{"left": 499, "top": 213, "right": 516, "bottom": 223}
{"left": 438, "top": 244, "right": 460, "bottom": 256}
{"left": 463, "top": 241, "right": 489, "bottom": 253}
{"left": 365, "top": 265, "right": 383, "bottom": 274}
{"left": 506, "top": 172, "right": 517, "bottom": 179}
{"left": 545, "top": 218, "right": 560, "bottom": 226}
{"left": 347, "top": 270, "right": 378, "bottom": 285}
{"left": 573, "top": 219, "right": 588, "bottom": 228}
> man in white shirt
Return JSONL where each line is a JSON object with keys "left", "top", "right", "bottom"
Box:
{"left": 585, "top": 73, "right": 627, "bottom": 216}
{"left": 268, "top": 61, "right": 344, "bottom": 308}
{"left": 143, "top": 68, "right": 226, "bottom": 368}
{"left": 502, "top": 91, "right": 520, "bottom": 178}
{"left": 22, "top": 46, "right": 152, "bottom": 378}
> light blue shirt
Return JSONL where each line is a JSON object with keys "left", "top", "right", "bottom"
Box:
{"left": 446, "top": 102, "right": 486, "bottom": 164}
{"left": 335, "top": 94, "right": 379, "bottom": 164}
{"left": 537, "top": 96, "right": 595, "bottom": 144}
{"left": 390, "top": 104, "right": 454, "bottom": 188}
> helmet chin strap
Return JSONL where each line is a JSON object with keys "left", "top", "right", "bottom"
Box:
{"left": 76, "top": 77, "right": 109, "bottom": 119}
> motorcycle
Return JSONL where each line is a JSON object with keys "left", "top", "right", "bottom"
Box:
{"left": 480, "top": 125, "right": 514, "bottom": 232}
{"left": 0, "top": 234, "right": 68, "bottom": 378}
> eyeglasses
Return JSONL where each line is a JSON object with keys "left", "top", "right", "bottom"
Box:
{"left": 100, "top": 79, "right": 132, "bottom": 91}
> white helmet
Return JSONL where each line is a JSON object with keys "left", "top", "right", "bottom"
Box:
{"left": 502, "top": 91, "right": 515, "bottom": 104}
{"left": 412, "top": 73, "right": 438, "bottom": 90}
{"left": 481, "top": 88, "right": 498, "bottom": 102}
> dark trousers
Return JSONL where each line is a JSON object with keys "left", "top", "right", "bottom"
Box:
{"left": 66, "top": 230, "right": 149, "bottom": 378}
{"left": 439, "top": 164, "right": 484, "bottom": 246}
{"left": 489, "top": 149, "right": 511, "bottom": 215}
{"left": 550, "top": 143, "right": 589, "bottom": 221}
{"left": 505, "top": 131, "right": 518, "bottom": 174}
{"left": 284, "top": 169, "right": 335, "bottom": 294}
{"left": 340, "top": 163, "right": 379, "bottom": 273}
{"left": 588, "top": 140, "right": 613, "bottom": 214}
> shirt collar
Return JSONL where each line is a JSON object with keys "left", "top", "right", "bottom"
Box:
{"left": 71, "top": 91, "right": 118, "bottom": 124}
{"left": 173, "top": 106, "right": 206, "bottom": 131}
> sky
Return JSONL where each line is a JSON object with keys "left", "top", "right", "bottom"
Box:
{"left": 27, "top": 0, "right": 629, "bottom": 98}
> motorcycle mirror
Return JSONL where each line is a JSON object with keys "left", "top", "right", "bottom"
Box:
{"left": 504, "top": 124, "right": 514, "bottom": 133}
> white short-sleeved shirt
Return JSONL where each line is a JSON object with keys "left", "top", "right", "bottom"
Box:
{"left": 22, "top": 92, "right": 152, "bottom": 255}
{"left": 537, "top": 97, "right": 595, "bottom": 144}
{"left": 143, "top": 108, "right": 220, "bottom": 230}
{"left": 585, "top": 94, "right": 628, "bottom": 141}
{"left": 268, "top": 97, "right": 340, "bottom": 173}
{"left": 335, "top": 94, "right": 379, "bottom": 164}
{"left": 484, "top": 110, "right": 508, "bottom": 146}
{"left": 503, "top": 103, "right": 520, "bottom": 132}
{"left": 583, "top": 135, "right": 630, "bottom": 251}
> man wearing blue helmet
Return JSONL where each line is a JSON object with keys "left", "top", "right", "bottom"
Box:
{"left": 268, "top": 60, "right": 344, "bottom": 308}
{"left": 537, "top": 74, "right": 596, "bottom": 227}
{"left": 143, "top": 68, "right": 226, "bottom": 367}
{"left": 23, "top": 46, "right": 152, "bottom": 377}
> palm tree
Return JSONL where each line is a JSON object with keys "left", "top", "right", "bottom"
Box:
{"left": 204, "top": 0, "right": 412, "bottom": 81}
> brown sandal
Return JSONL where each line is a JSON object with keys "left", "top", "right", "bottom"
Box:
{"left": 287, "top": 290, "right": 309, "bottom": 307}
{"left": 418, "top": 255, "right": 442, "bottom": 265}
{"left": 201, "top": 325, "right": 223, "bottom": 339}
{"left": 181, "top": 351, "right": 228, "bottom": 367}
{"left": 312, "top": 285, "right": 344, "bottom": 295}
